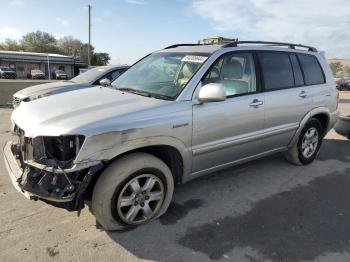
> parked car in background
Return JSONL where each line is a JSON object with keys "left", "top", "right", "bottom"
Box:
{"left": 53, "top": 70, "right": 68, "bottom": 80}
{"left": 336, "top": 78, "right": 350, "bottom": 91}
{"left": 0, "top": 67, "right": 17, "bottom": 79}
{"left": 28, "top": 69, "right": 45, "bottom": 79}
{"left": 13, "top": 65, "right": 129, "bottom": 106}
{"left": 4, "top": 41, "right": 339, "bottom": 230}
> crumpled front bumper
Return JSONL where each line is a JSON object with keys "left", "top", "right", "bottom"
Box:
{"left": 3, "top": 141, "right": 34, "bottom": 200}
{"left": 3, "top": 140, "right": 104, "bottom": 211}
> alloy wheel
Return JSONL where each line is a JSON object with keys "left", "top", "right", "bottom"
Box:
{"left": 116, "top": 174, "right": 165, "bottom": 225}
{"left": 301, "top": 127, "right": 319, "bottom": 158}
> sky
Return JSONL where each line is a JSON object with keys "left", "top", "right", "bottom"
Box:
{"left": 0, "top": 0, "right": 349, "bottom": 65}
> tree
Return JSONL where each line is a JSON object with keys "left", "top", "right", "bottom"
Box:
{"left": 57, "top": 39, "right": 110, "bottom": 65}
{"left": 0, "top": 31, "right": 110, "bottom": 65}
{"left": 79, "top": 43, "right": 95, "bottom": 63}
{"left": 0, "top": 38, "right": 22, "bottom": 51}
{"left": 329, "top": 62, "right": 343, "bottom": 76}
{"left": 57, "top": 36, "right": 83, "bottom": 57}
{"left": 92, "top": 52, "right": 110, "bottom": 66}
{"left": 20, "top": 31, "right": 60, "bottom": 53}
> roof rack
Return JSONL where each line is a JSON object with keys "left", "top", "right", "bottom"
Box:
{"left": 222, "top": 41, "right": 317, "bottom": 52}
{"left": 164, "top": 43, "right": 202, "bottom": 49}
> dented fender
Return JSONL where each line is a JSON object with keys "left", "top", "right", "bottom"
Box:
{"left": 75, "top": 134, "right": 192, "bottom": 177}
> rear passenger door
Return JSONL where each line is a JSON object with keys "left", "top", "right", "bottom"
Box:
{"left": 258, "top": 52, "right": 309, "bottom": 151}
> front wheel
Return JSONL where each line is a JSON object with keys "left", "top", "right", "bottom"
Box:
{"left": 92, "top": 153, "right": 174, "bottom": 231}
{"left": 284, "top": 118, "right": 323, "bottom": 165}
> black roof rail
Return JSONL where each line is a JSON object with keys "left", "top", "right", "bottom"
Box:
{"left": 222, "top": 41, "right": 317, "bottom": 52}
{"left": 164, "top": 43, "right": 201, "bottom": 49}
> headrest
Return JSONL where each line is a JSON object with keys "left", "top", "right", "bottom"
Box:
{"left": 182, "top": 63, "right": 197, "bottom": 78}
{"left": 221, "top": 60, "right": 243, "bottom": 79}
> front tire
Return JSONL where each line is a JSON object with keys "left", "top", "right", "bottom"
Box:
{"left": 92, "top": 153, "right": 174, "bottom": 231}
{"left": 284, "top": 118, "right": 323, "bottom": 165}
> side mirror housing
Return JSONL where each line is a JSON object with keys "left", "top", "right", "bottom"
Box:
{"left": 99, "top": 78, "right": 111, "bottom": 87}
{"left": 197, "top": 83, "right": 226, "bottom": 103}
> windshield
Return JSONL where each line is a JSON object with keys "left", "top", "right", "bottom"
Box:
{"left": 111, "top": 52, "right": 208, "bottom": 100}
{"left": 56, "top": 70, "right": 65, "bottom": 74}
{"left": 71, "top": 67, "right": 107, "bottom": 84}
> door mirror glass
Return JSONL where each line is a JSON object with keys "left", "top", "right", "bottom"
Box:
{"left": 197, "top": 83, "right": 226, "bottom": 103}
{"left": 99, "top": 78, "right": 111, "bottom": 87}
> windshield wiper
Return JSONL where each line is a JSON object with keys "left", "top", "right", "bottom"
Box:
{"left": 117, "top": 87, "right": 173, "bottom": 100}
{"left": 147, "top": 92, "right": 173, "bottom": 100}
{"left": 118, "top": 87, "right": 151, "bottom": 97}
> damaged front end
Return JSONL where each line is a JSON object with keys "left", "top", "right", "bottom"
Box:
{"left": 3, "top": 126, "right": 104, "bottom": 212}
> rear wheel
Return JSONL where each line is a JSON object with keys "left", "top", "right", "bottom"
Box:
{"left": 284, "top": 118, "right": 323, "bottom": 165}
{"left": 92, "top": 152, "right": 174, "bottom": 230}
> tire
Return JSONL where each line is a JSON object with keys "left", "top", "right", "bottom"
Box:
{"left": 284, "top": 118, "right": 323, "bottom": 166}
{"left": 92, "top": 152, "right": 174, "bottom": 231}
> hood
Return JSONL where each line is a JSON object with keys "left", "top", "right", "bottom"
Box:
{"left": 12, "top": 86, "right": 168, "bottom": 137}
{"left": 14, "top": 81, "right": 84, "bottom": 99}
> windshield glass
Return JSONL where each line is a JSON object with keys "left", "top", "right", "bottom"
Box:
{"left": 111, "top": 52, "right": 208, "bottom": 100}
{"left": 1, "top": 67, "right": 12, "bottom": 71}
{"left": 56, "top": 70, "right": 65, "bottom": 73}
{"left": 71, "top": 67, "right": 106, "bottom": 84}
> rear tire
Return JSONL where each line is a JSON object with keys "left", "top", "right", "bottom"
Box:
{"left": 92, "top": 152, "right": 174, "bottom": 231}
{"left": 284, "top": 118, "right": 323, "bottom": 166}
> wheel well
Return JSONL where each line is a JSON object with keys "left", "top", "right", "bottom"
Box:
{"left": 129, "top": 145, "right": 184, "bottom": 185}
{"left": 312, "top": 113, "right": 329, "bottom": 136}
{"left": 83, "top": 145, "right": 184, "bottom": 202}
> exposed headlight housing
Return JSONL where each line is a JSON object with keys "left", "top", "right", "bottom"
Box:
{"left": 13, "top": 127, "right": 85, "bottom": 169}
{"left": 33, "top": 135, "right": 85, "bottom": 169}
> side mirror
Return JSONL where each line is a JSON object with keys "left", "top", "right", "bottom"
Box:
{"left": 197, "top": 83, "right": 226, "bottom": 103}
{"left": 99, "top": 78, "right": 111, "bottom": 87}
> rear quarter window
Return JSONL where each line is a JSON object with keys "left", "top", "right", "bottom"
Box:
{"left": 297, "top": 54, "right": 325, "bottom": 85}
{"left": 258, "top": 52, "right": 294, "bottom": 91}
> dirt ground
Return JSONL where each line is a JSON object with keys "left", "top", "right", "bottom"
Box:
{"left": 0, "top": 92, "right": 349, "bottom": 262}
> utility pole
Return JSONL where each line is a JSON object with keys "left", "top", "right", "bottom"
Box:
{"left": 88, "top": 4, "right": 91, "bottom": 66}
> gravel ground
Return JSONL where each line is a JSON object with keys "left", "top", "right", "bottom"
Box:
{"left": 0, "top": 92, "right": 349, "bottom": 262}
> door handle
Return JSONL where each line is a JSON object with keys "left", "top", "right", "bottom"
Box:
{"left": 299, "top": 91, "right": 308, "bottom": 98}
{"left": 249, "top": 99, "right": 263, "bottom": 108}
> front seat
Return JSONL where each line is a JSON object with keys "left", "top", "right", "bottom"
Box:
{"left": 220, "top": 60, "right": 248, "bottom": 96}
{"left": 177, "top": 63, "right": 197, "bottom": 87}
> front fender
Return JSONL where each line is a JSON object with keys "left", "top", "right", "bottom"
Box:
{"left": 75, "top": 134, "right": 192, "bottom": 177}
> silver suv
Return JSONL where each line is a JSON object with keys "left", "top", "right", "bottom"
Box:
{"left": 3, "top": 41, "right": 339, "bottom": 230}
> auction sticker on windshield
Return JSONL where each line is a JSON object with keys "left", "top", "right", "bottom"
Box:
{"left": 181, "top": 55, "right": 207, "bottom": 63}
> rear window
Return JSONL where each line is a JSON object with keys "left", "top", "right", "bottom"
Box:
{"left": 297, "top": 54, "right": 325, "bottom": 85}
{"left": 258, "top": 52, "right": 294, "bottom": 91}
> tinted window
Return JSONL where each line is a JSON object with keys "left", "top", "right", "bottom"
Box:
{"left": 290, "top": 54, "right": 304, "bottom": 86}
{"left": 111, "top": 69, "right": 124, "bottom": 80}
{"left": 203, "top": 53, "right": 256, "bottom": 97}
{"left": 297, "top": 54, "right": 325, "bottom": 85}
{"left": 259, "top": 52, "right": 294, "bottom": 90}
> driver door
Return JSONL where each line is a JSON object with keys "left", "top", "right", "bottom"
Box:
{"left": 192, "top": 52, "right": 265, "bottom": 174}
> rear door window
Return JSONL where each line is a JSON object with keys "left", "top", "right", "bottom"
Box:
{"left": 297, "top": 54, "right": 325, "bottom": 85}
{"left": 258, "top": 52, "right": 294, "bottom": 91}
{"left": 290, "top": 54, "right": 304, "bottom": 86}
